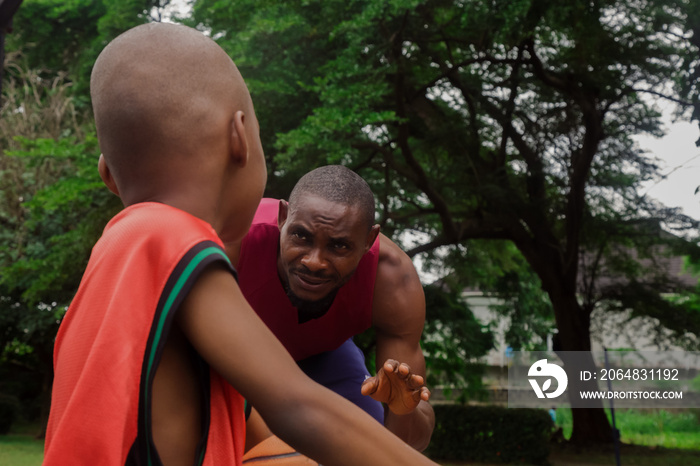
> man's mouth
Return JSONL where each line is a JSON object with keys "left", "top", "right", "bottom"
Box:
{"left": 291, "top": 271, "right": 331, "bottom": 292}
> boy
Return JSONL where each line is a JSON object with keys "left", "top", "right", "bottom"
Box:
{"left": 44, "top": 22, "right": 439, "bottom": 466}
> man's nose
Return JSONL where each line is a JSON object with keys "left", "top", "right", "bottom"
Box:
{"left": 300, "top": 248, "right": 327, "bottom": 271}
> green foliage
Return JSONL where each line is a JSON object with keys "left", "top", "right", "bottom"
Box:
{"left": 191, "top": 0, "right": 700, "bottom": 441}
{"left": 440, "top": 240, "right": 555, "bottom": 351}
{"left": 0, "top": 56, "right": 86, "bottom": 147}
{"left": 0, "top": 47, "right": 115, "bottom": 380}
{"left": 692, "top": 374, "right": 700, "bottom": 392}
{"left": 5, "top": 0, "right": 169, "bottom": 103}
{"left": 0, "top": 358, "right": 44, "bottom": 423}
{"left": 0, "top": 394, "right": 21, "bottom": 435}
{"left": 192, "top": 0, "right": 700, "bottom": 266}
{"left": 579, "top": 214, "right": 700, "bottom": 349}
{"left": 354, "top": 283, "right": 493, "bottom": 401}
{"left": 191, "top": 0, "right": 700, "bottom": 345}
{"left": 0, "top": 135, "right": 121, "bottom": 410}
{"left": 422, "top": 284, "right": 493, "bottom": 401}
{"left": 1, "top": 135, "right": 120, "bottom": 305}
{"left": 1, "top": 0, "right": 696, "bottom": 444}
{"left": 426, "top": 404, "right": 553, "bottom": 464}
{"left": 188, "top": 0, "right": 361, "bottom": 197}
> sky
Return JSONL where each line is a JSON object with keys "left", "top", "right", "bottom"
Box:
{"left": 635, "top": 108, "right": 700, "bottom": 222}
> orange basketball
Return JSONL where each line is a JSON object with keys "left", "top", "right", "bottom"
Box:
{"left": 242, "top": 435, "right": 320, "bottom": 465}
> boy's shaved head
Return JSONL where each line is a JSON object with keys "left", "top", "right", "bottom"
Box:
{"left": 91, "top": 22, "right": 252, "bottom": 190}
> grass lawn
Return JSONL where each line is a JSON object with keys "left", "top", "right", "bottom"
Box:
{"left": 554, "top": 407, "right": 700, "bottom": 450}
{"left": 437, "top": 443, "right": 700, "bottom": 466}
{"left": 0, "top": 434, "right": 44, "bottom": 466}
{"left": 2, "top": 409, "right": 699, "bottom": 466}
{"left": 4, "top": 436, "right": 700, "bottom": 466}
{"left": 434, "top": 408, "right": 700, "bottom": 466}
{"left": 2, "top": 435, "right": 700, "bottom": 466}
{"left": 547, "top": 443, "right": 700, "bottom": 466}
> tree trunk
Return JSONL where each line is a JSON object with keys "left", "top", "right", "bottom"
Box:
{"left": 548, "top": 284, "right": 614, "bottom": 444}
{"left": 570, "top": 403, "right": 614, "bottom": 444}
{"left": 35, "top": 346, "right": 53, "bottom": 440}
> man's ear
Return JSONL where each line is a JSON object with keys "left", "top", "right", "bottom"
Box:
{"left": 365, "top": 224, "right": 380, "bottom": 252}
{"left": 98, "top": 154, "right": 119, "bottom": 196}
{"left": 230, "top": 110, "right": 249, "bottom": 167}
{"left": 277, "top": 199, "right": 289, "bottom": 230}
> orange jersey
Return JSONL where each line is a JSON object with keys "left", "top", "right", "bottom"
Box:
{"left": 45, "top": 203, "right": 245, "bottom": 465}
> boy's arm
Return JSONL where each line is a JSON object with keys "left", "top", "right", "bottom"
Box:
{"left": 176, "top": 263, "right": 439, "bottom": 466}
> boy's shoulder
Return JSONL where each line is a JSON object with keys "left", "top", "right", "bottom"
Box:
{"left": 100, "top": 202, "right": 223, "bottom": 251}
{"left": 84, "top": 201, "right": 233, "bottom": 297}
{"left": 105, "top": 202, "right": 211, "bottom": 231}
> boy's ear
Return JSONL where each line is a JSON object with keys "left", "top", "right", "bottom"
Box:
{"left": 277, "top": 199, "right": 289, "bottom": 230}
{"left": 230, "top": 110, "right": 249, "bottom": 166}
{"left": 98, "top": 154, "right": 119, "bottom": 196}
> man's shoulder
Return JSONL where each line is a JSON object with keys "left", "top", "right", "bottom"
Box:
{"left": 242, "top": 200, "right": 282, "bottom": 248}
{"left": 376, "top": 234, "right": 415, "bottom": 285}
{"left": 371, "top": 234, "right": 425, "bottom": 330}
{"left": 251, "top": 198, "right": 281, "bottom": 227}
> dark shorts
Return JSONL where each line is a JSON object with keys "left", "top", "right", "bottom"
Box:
{"left": 297, "top": 339, "right": 385, "bottom": 425}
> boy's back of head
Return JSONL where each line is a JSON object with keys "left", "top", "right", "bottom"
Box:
{"left": 90, "top": 22, "right": 266, "bottom": 239}
{"left": 90, "top": 22, "right": 259, "bottom": 208}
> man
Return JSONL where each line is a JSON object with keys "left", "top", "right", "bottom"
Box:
{"left": 230, "top": 165, "right": 435, "bottom": 451}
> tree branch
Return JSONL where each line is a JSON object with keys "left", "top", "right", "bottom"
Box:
{"left": 630, "top": 88, "right": 695, "bottom": 107}
{"left": 405, "top": 217, "right": 513, "bottom": 257}
{"left": 387, "top": 26, "right": 461, "bottom": 242}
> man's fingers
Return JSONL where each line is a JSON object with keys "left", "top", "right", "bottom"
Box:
{"left": 420, "top": 386, "right": 431, "bottom": 401}
{"left": 383, "top": 360, "right": 414, "bottom": 379}
{"left": 383, "top": 359, "right": 399, "bottom": 373}
{"left": 378, "top": 358, "right": 431, "bottom": 406}
{"left": 398, "top": 363, "right": 412, "bottom": 377}
{"left": 410, "top": 374, "right": 424, "bottom": 386}
{"left": 360, "top": 376, "right": 378, "bottom": 396}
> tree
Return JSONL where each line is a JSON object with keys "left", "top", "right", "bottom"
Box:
{"left": 0, "top": 54, "right": 123, "bottom": 435}
{"left": 421, "top": 283, "right": 494, "bottom": 402}
{"left": 0, "top": 1, "right": 166, "bottom": 434}
{"left": 4, "top": 0, "right": 175, "bottom": 102}
{"left": 191, "top": 0, "right": 700, "bottom": 443}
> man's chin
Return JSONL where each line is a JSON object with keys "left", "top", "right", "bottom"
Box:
{"left": 286, "top": 286, "right": 338, "bottom": 317}
{"left": 289, "top": 287, "right": 327, "bottom": 304}
{"left": 288, "top": 289, "right": 329, "bottom": 308}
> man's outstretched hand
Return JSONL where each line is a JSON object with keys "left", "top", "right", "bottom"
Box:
{"left": 360, "top": 359, "right": 431, "bottom": 415}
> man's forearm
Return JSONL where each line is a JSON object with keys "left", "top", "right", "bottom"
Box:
{"left": 384, "top": 400, "right": 435, "bottom": 451}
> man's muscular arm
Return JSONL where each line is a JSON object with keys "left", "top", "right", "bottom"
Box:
{"left": 361, "top": 234, "right": 435, "bottom": 451}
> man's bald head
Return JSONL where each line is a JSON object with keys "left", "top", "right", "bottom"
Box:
{"left": 289, "top": 165, "right": 376, "bottom": 230}
{"left": 91, "top": 23, "right": 253, "bottom": 189}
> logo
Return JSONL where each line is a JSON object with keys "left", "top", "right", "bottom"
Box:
{"left": 528, "top": 359, "right": 568, "bottom": 399}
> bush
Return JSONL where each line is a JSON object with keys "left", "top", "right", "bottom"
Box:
{"left": 0, "top": 393, "right": 21, "bottom": 435}
{"left": 426, "top": 404, "right": 553, "bottom": 465}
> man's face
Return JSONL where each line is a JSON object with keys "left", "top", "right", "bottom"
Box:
{"left": 277, "top": 195, "right": 377, "bottom": 306}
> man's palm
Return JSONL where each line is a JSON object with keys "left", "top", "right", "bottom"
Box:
{"left": 361, "top": 359, "right": 430, "bottom": 415}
